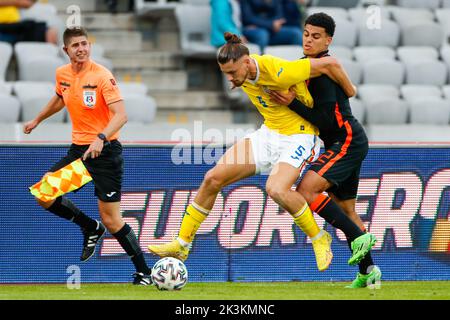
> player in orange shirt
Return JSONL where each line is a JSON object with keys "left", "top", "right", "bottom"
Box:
{"left": 23, "top": 27, "right": 152, "bottom": 285}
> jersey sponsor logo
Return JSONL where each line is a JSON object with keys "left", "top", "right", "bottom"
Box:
{"left": 82, "top": 84, "right": 97, "bottom": 89}
{"left": 83, "top": 90, "right": 96, "bottom": 108}
{"left": 256, "top": 96, "right": 268, "bottom": 108}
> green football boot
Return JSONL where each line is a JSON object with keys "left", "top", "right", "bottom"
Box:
{"left": 346, "top": 266, "right": 382, "bottom": 288}
{"left": 348, "top": 233, "right": 377, "bottom": 265}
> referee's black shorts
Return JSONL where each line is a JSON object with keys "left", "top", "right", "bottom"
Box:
{"left": 49, "top": 140, "right": 123, "bottom": 202}
{"left": 309, "top": 132, "right": 368, "bottom": 201}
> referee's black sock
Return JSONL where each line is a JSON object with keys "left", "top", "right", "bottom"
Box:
{"left": 46, "top": 196, "right": 97, "bottom": 231}
{"left": 310, "top": 194, "right": 364, "bottom": 241}
{"left": 113, "top": 223, "right": 151, "bottom": 275}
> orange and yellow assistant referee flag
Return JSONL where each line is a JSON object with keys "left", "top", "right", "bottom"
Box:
{"left": 29, "top": 158, "right": 92, "bottom": 202}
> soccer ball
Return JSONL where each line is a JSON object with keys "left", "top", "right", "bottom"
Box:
{"left": 151, "top": 257, "right": 188, "bottom": 290}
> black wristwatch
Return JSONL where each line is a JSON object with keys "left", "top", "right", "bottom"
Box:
{"left": 97, "top": 133, "right": 107, "bottom": 142}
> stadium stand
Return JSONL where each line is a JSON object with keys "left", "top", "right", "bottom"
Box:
{"left": 1, "top": 0, "right": 450, "bottom": 143}
{"left": 0, "top": 42, "right": 12, "bottom": 80}
{"left": 0, "top": 93, "right": 20, "bottom": 123}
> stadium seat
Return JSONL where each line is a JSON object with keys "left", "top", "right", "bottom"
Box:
{"left": 119, "top": 82, "right": 149, "bottom": 96}
{"left": 0, "top": 93, "right": 20, "bottom": 123}
{"left": 357, "top": 19, "right": 400, "bottom": 48}
{"left": 361, "top": 59, "right": 405, "bottom": 86}
{"left": 358, "top": 84, "right": 400, "bottom": 102}
{"left": 124, "top": 95, "right": 157, "bottom": 124}
{"left": 13, "top": 81, "right": 55, "bottom": 102}
{"left": 435, "top": 9, "right": 450, "bottom": 46}
{"left": 329, "top": 46, "right": 353, "bottom": 60}
{"left": 401, "top": 22, "right": 444, "bottom": 48}
{"left": 401, "top": 84, "right": 443, "bottom": 103}
{"left": 397, "top": 46, "right": 439, "bottom": 63}
{"left": 353, "top": 46, "right": 396, "bottom": 63}
{"left": 307, "top": 6, "right": 349, "bottom": 20}
{"left": 340, "top": 58, "right": 362, "bottom": 85}
{"left": 15, "top": 42, "right": 65, "bottom": 81}
{"left": 309, "top": 0, "right": 360, "bottom": 9}
{"left": 365, "top": 98, "right": 409, "bottom": 124}
{"left": 264, "top": 45, "right": 302, "bottom": 61}
{"left": 409, "top": 97, "right": 450, "bottom": 125}
{"left": 366, "top": 124, "right": 450, "bottom": 142}
{"left": 174, "top": 4, "right": 216, "bottom": 57}
{"left": 405, "top": 60, "right": 448, "bottom": 86}
{"left": 443, "top": 0, "right": 450, "bottom": 8}
{"left": 442, "top": 85, "right": 450, "bottom": 99}
{"left": 440, "top": 46, "right": 450, "bottom": 66}
{"left": 0, "top": 81, "right": 12, "bottom": 94}
{"left": 348, "top": 7, "right": 391, "bottom": 25}
{"left": 0, "top": 42, "right": 12, "bottom": 81}
{"left": 396, "top": 0, "right": 441, "bottom": 9}
{"left": 21, "top": 96, "right": 65, "bottom": 122}
{"left": 91, "top": 43, "right": 106, "bottom": 58}
{"left": 331, "top": 18, "right": 358, "bottom": 48}
{"left": 389, "top": 7, "right": 435, "bottom": 28}
{"left": 349, "top": 97, "right": 365, "bottom": 124}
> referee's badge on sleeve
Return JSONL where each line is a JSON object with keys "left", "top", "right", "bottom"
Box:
{"left": 83, "top": 90, "right": 96, "bottom": 108}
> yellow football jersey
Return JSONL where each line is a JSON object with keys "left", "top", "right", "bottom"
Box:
{"left": 241, "top": 54, "right": 319, "bottom": 136}
{"left": 0, "top": 7, "right": 20, "bottom": 23}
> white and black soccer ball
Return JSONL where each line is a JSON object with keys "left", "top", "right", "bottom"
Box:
{"left": 151, "top": 257, "right": 188, "bottom": 290}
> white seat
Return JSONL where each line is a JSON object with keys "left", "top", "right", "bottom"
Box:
{"left": 174, "top": 4, "right": 216, "bottom": 57}
{"left": 329, "top": 46, "right": 353, "bottom": 60}
{"left": 362, "top": 59, "right": 405, "bottom": 86}
{"left": 340, "top": 59, "right": 362, "bottom": 85}
{"left": 365, "top": 98, "right": 409, "bottom": 124}
{"left": 119, "top": 82, "right": 148, "bottom": 96}
{"left": 366, "top": 124, "right": 450, "bottom": 142}
{"left": 397, "top": 46, "right": 439, "bottom": 63}
{"left": 349, "top": 97, "right": 365, "bottom": 124}
{"left": 348, "top": 7, "right": 391, "bottom": 25}
{"left": 0, "top": 93, "right": 20, "bottom": 123}
{"left": 409, "top": 97, "right": 450, "bottom": 125}
{"left": 0, "top": 81, "right": 13, "bottom": 94}
{"left": 440, "top": 46, "right": 450, "bottom": 67}
{"left": 264, "top": 45, "right": 302, "bottom": 61}
{"left": 15, "top": 42, "right": 65, "bottom": 81}
{"left": 331, "top": 18, "right": 357, "bottom": 48}
{"left": 357, "top": 19, "right": 400, "bottom": 48}
{"left": 400, "top": 85, "right": 442, "bottom": 103}
{"left": 307, "top": 6, "right": 349, "bottom": 20}
{"left": 91, "top": 43, "right": 106, "bottom": 58}
{"left": 21, "top": 96, "right": 65, "bottom": 122}
{"left": 353, "top": 46, "right": 396, "bottom": 63}
{"left": 0, "top": 42, "right": 12, "bottom": 80}
{"left": 93, "top": 57, "right": 114, "bottom": 71}
{"left": 13, "top": 81, "right": 55, "bottom": 101}
{"left": 358, "top": 84, "right": 400, "bottom": 102}
{"left": 389, "top": 7, "right": 435, "bottom": 28}
{"left": 405, "top": 60, "right": 448, "bottom": 86}
{"left": 401, "top": 22, "right": 444, "bottom": 48}
{"left": 444, "top": 0, "right": 450, "bottom": 8}
{"left": 124, "top": 95, "right": 157, "bottom": 124}
{"left": 442, "top": 85, "right": 450, "bottom": 99}
{"left": 396, "top": 0, "right": 441, "bottom": 9}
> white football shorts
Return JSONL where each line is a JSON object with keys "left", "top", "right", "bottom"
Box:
{"left": 246, "top": 124, "right": 320, "bottom": 175}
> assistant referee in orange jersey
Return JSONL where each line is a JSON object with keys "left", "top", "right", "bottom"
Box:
{"left": 23, "top": 27, "right": 152, "bottom": 285}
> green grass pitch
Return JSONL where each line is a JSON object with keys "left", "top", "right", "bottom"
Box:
{"left": 0, "top": 281, "right": 449, "bottom": 300}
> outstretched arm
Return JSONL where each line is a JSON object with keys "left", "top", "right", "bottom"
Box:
{"left": 23, "top": 95, "right": 65, "bottom": 134}
{"left": 309, "top": 56, "right": 356, "bottom": 98}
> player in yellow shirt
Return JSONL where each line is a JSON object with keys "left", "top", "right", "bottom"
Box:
{"left": 149, "top": 32, "right": 372, "bottom": 271}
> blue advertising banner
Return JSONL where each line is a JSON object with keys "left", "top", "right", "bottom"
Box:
{"left": 0, "top": 145, "right": 449, "bottom": 283}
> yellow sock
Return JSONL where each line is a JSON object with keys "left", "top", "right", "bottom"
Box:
{"left": 178, "top": 203, "right": 209, "bottom": 243}
{"left": 293, "top": 203, "right": 321, "bottom": 238}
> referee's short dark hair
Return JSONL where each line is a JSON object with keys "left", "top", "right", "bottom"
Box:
{"left": 305, "top": 13, "right": 336, "bottom": 37}
{"left": 63, "top": 27, "right": 88, "bottom": 46}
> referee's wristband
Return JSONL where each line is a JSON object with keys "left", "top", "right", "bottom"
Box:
{"left": 97, "top": 133, "right": 108, "bottom": 142}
